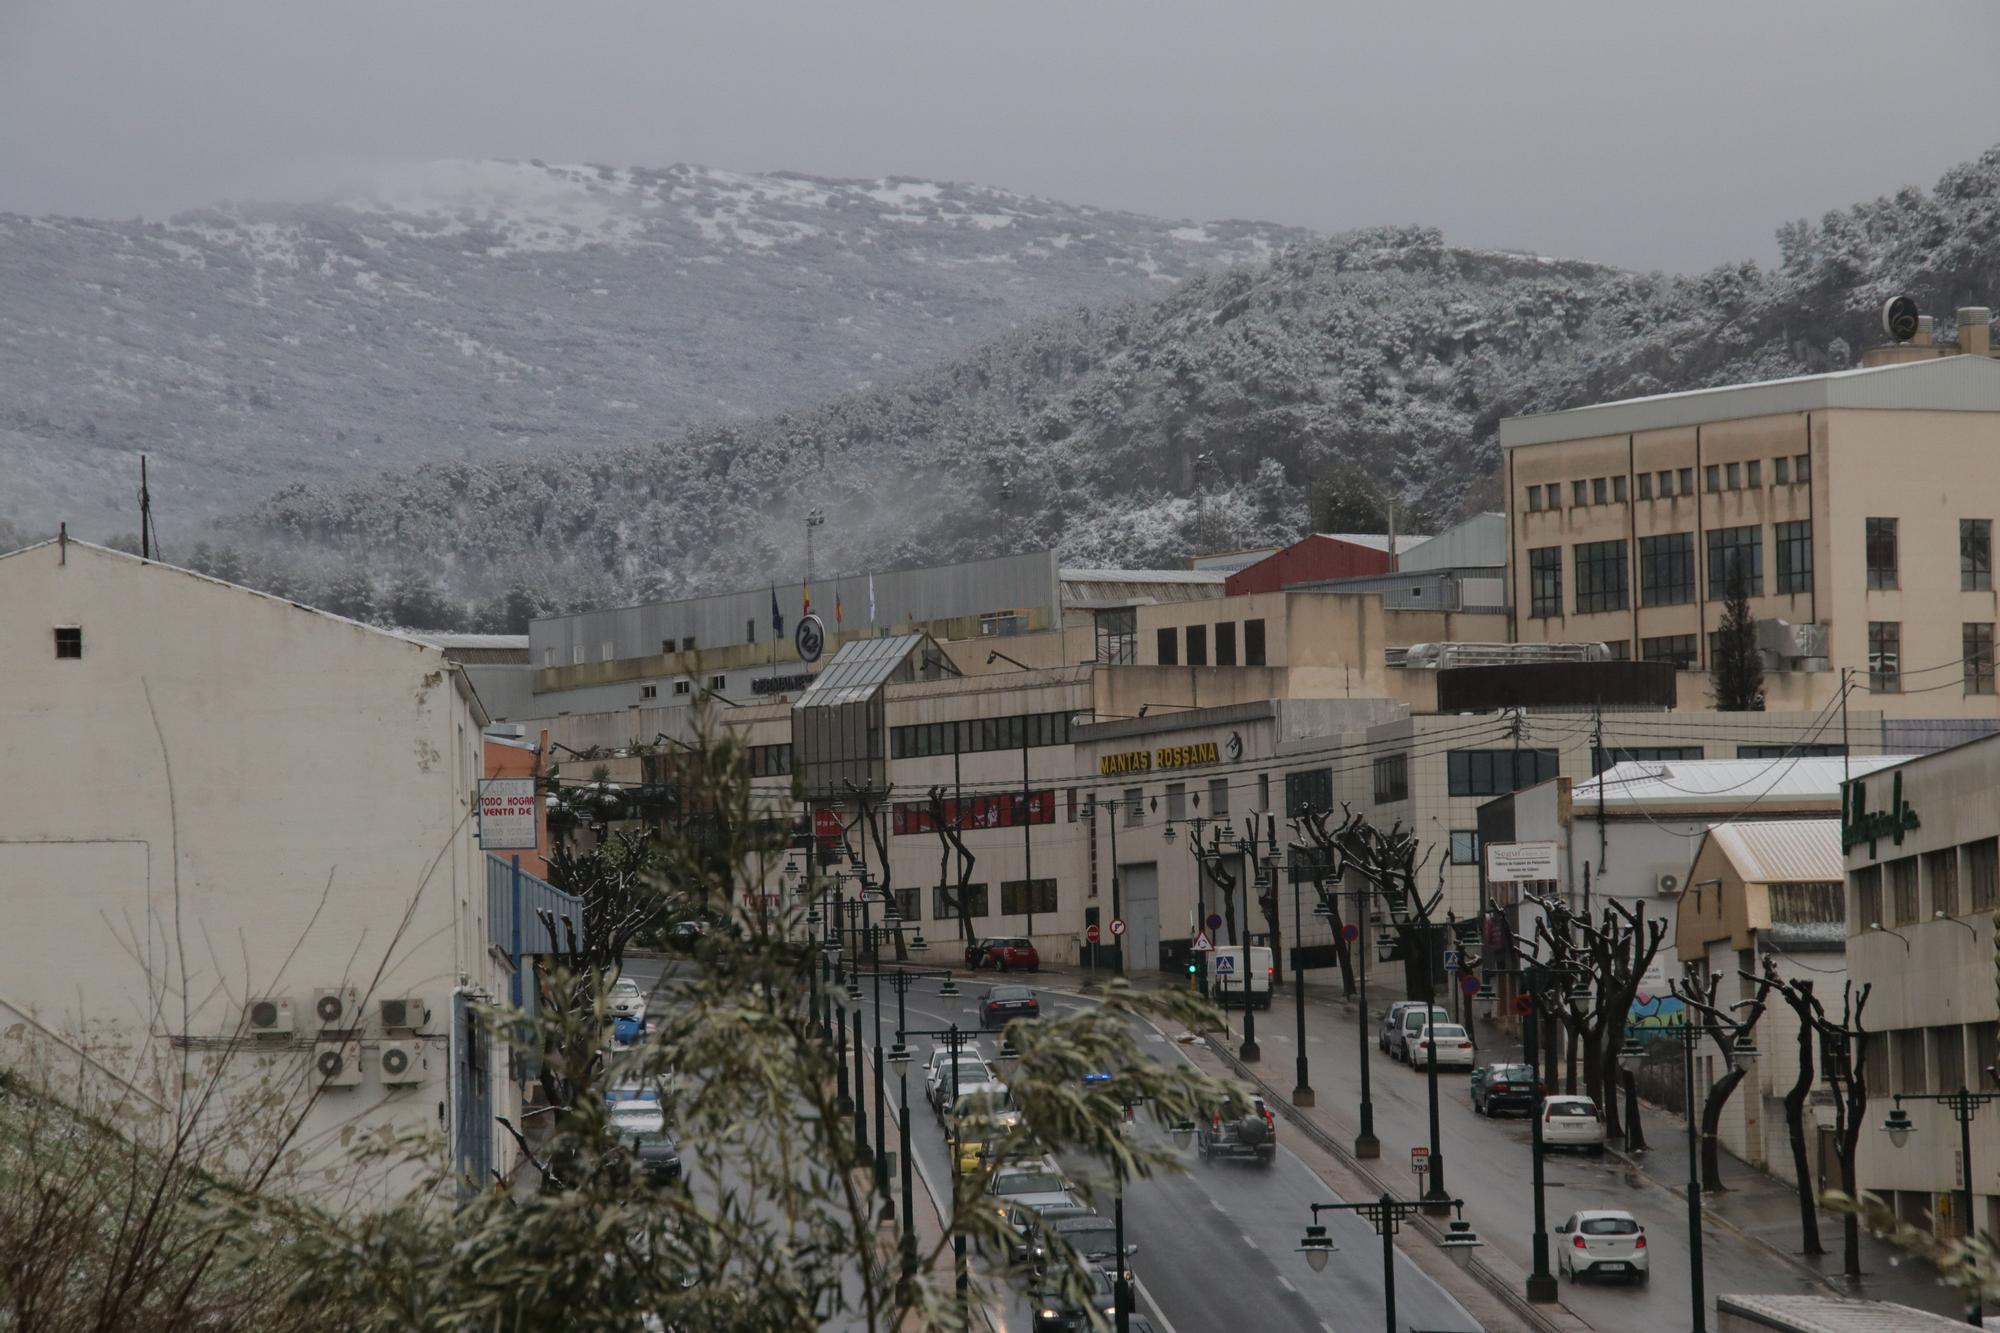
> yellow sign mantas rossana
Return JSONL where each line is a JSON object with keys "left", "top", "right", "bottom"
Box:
{"left": 1099, "top": 741, "right": 1221, "bottom": 776}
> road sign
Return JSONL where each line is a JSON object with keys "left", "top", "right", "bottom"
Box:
{"left": 1341, "top": 923, "right": 1360, "bottom": 943}
{"left": 1191, "top": 931, "right": 1214, "bottom": 952}
{"left": 1206, "top": 913, "right": 1223, "bottom": 931}
{"left": 1085, "top": 924, "right": 1101, "bottom": 944}
{"left": 1410, "top": 1146, "right": 1431, "bottom": 1177}
{"left": 1213, "top": 953, "right": 1236, "bottom": 975}
{"left": 476, "top": 778, "right": 537, "bottom": 850}
{"left": 1461, "top": 974, "right": 1482, "bottom": 996}
{"left": 1484, "top": 840, "right": 1561, "bottom": 884}
{"left": 1110, "top": 918, "right": 1127, "bottom": 937}
{"left": 1442, "top": 949, "right": 1461, "bottom": 972}
{"left": 1512, "top": 993, "right": 1535, "bottom": 1016}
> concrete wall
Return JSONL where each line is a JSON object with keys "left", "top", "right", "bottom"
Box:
{"left": 0, "top": 543, "right": 504, "bottom": 1208}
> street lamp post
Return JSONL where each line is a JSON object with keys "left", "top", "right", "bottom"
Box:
{"left": 1239, "top": 819, "right": 1266, "bottom": 1064}
{"left": 865, "top": 954, "right": 951, "bottom": 1297}
{"left": 1523, "top": 959, "right": 1591, "bottom": 1302}
{"left": 1298, "top": 1195, "right": 1481, "bottom": 1333}
{"left": 1312, "top": 878, "right": 1379, "bottom": 1157}
{"left": 1419, "top": 920, "right": 1449, "bottom": 1213}
{"left": 1882, "top": 1084, "right": 1998, "bottom": 1326}
{"left": 1290, "top": 866, "right": 1313, "bottom": 1107}
{"left": 905, "top": 1021, "right": 976, "bottom": 1320}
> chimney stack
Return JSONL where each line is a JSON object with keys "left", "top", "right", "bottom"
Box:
{"left": 1958, "top": 307, "right": 1992, "bottom": 357}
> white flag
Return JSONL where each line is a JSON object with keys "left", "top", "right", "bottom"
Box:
{"left": 868, "top": 571, "right": 877, "bottom": 627}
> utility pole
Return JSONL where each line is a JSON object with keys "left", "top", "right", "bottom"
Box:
{"left": 139, "top": 455, "right": 152, "bottom": 561}
{"left": 805, "top": 507, "right": 824, "bottom": 586}
{"left": 1022, "top": 726, "right": 1036, "bottom": 943}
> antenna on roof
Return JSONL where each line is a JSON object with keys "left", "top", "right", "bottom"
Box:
{"left": 139, "top": 455, "right": 153, "bottom": 561}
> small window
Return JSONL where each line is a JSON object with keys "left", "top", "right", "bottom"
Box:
{"left": 1157, "top": 626, "right": 1179, "bottom": 666}
{"left": 1593, "top": 477, "right": 1609, "bottom": 505}
{"left": 680, "top": 636, "right": 696, "bottom": 652}
{"left": 708, "top": 675, "right": 726, "bottom": 691}
{"left": 1746, "top": 459, "right": 1761, "bottom": 487}
{"left": 673, "top": 680, "right": 691, "bottom": 696}
{"left": 746, "top": 617, "right": 757, "bottom": 644}
{"left": 1657, "top": 469, "right": 1674, "bottom": 498}
{"left": 1889, "top": 856, "right": 1919, "bottom": 926}
{"left": 1612, "top": 475, "right": 1628, "bottom": 503}
{"left": 1705, "top": 464, "right": 1721, "bottom": 493}
{"left": 1795, "top": 453, "right": 1811, "bottom": 481}
{"left": 1215, "top": 622, "right": 1237, "bottom": 666}
{"left": 1244, "top": 619, "right": 1267, "bottom": 666}
{"left": 1869, "top": 621, "right": 1901, "bottom": 693}
{"left": 53, "top": 626, "right": 82, "bottom": 659}
{"left": 1725, "top": 462, "right": 1741, "bottom": 490}
{"left": 1866, "top": 518, "right": 1899, "bottom": 589}
{"left": 1527, "top": 486, "right": 1544, "bottom": 512}
{"left": 1166, "top": 783, "right": 1186, "bottom": 821}
{"left": 1449, "top": 831, "right": 1481, "bottom": 865}
{"left": 641, "top": 684, "right": 658, "bottom": 700}
{"left": 1123, "top": 788, "right": 1143, "bottom": 827}
{"left": 1678, "top": 466, "right": 1695, "bottom": 496}
{"left": 601, "top": 640, "right": 615, "bottom": 662}
{"left": 1773, "top": 456, "right": 1790, "bottom": 485}
{"left": 1373, "top": 754, "right": 1409, "bottom": 804}
{"left": 1572, "top": 480, "right": 1588, "bottom": 507}
{"left": 1186, "top": 624, "right": 1208, "bottom": 667}
{"left": 1962, "top": 519, "right": 1991, "bottom": 591}
{"left": 662, "top": 639, "right": 673, "bottom": 655}
{"left": 1965, "top": 624, "right": 1995, "bottom": 696}
{"left": 1636, "top": 473, "right": 1652, "bottom": 500}
{"left": 1926, "top": 848, "right": 1959, "bottom": 919}
{"left": 1208, "top": 777, "right": 1230, "bottom": 818}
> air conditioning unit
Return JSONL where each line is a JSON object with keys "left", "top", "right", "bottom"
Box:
{"left": 377, "top": 1039, "right": 425, "bottom": 1085}
{"left": 313, "top": 1040, "right": 363, "bottom": 1088}
{"left": 1656, "top": 873, "right": 1681, "bottom": 896}
{"left": 312, "top": 987, "right": 360, "bottom": 1030}
{"left": 379, "top": 997, "right": 429, "bottom": 1032}
{"left": 245, "top": 996, "right": 292, "bottom": 1036}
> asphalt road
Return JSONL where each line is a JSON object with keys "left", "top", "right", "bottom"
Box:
{"left": 1242, "top": 995, "right": 1833, "bottom": 1333}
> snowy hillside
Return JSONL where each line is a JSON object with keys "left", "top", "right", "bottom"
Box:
{"left": 0, "top": 159, "right": 1308, "bottom": 530}
{"left": 219, "top": 145, "right": 2000, "bottom": 630}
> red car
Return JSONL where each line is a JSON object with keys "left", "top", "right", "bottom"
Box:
{"left": 967, "top": 936, "right": 1040, "bottom": 972}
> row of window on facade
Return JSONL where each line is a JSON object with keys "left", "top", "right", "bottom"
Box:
{"left": 1524, "top": 454, "right": 1813, "bottom": 514}
{"left": 1853, "top": 837, "right": 2000, "bottom": 932}
{"left": 1867, "top": 1021, "right": 2000, "bottom": 1104}
{"left": 884, "top": 879, "right": 1061, "bottom": 923}
{"left": 1155, "top": 618, "right": 1267, "bottom": 668}
{"left": 639, "top": 674, "right": 729, "bottom": 700}
{"left": 889, "top": 710, "right": 1078, "bottom": 760}
{"left": 891, "top": 790, "right": 1065, "bottom": 835}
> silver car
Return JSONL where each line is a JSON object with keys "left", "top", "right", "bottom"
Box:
{"left": 608, "top": 977, "right": 647, "bottom": 1018}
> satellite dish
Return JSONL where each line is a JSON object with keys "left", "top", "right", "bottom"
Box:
{"left": 1883, "top": 295, "right": 1920, "bottom": 343}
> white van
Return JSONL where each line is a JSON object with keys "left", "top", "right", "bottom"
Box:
{"left": 1209, "top": 945, "right": 1274, "bottom": 1009}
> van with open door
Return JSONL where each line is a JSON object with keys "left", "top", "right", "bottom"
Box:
{"left": 1209, "top": 945, "right": 1274, "bottom": 1009}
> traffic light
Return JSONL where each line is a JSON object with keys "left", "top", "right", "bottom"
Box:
{"left": 1187, "top": 960, "right": 1198, "bottom": 975}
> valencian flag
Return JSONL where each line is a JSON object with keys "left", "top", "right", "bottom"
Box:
{"left": 835, "top": 580, "right": 844, "bottom": 627}
{"left": 770, "top": 585, "right": 783, "bottom": 637}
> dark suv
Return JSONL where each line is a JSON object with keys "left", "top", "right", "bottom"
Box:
{"left": 968, "top": 936, "right": 1040, "bottom": 972}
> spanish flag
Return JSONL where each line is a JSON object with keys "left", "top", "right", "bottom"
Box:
{"left": 835, "top": 581, "right": 844, "bottom": 627}
{"left": 801, "top": 578, "right": 811, "bottom": 618}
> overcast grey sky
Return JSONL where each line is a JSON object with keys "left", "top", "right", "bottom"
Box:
{"left": 4, "top": 0, "right": 1997, "bottom": 274}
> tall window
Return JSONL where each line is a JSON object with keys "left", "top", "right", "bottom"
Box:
{"left": 1963, "top": 519, "right": 1992, "bottom": 591}
{"left": 1593, "top": 477, "right": 1609, "bottom": 505}
{"left": 893, "top": 887, "right": 922, "bottom": 922}
{"left": 1773, "top": 456, "right": 1791, "bottom": 485}
{"left": 1888, "top": 857, "right": 1919, "bottom": 926}
{"left": 1448, "top": 831, "right": 1482, "bottom": 865}
{"left": 1968, "top": 839, "right": 1999, "bottom": 912}
{"left": 53, "top": 626, "right": 82, "bottom": 659}
{"left": 1573, "top": 540, "right": 1629, "bottom": 613}
{"left": 1285, "top": 768, "right": 1334, "bottom": 817}
{"left": 1096, "top": 607, "right": 1137, "bottom": 664}
{"left": 1373, "top": 754, "right": 1409, "bottom": 804}
{"left": 1746, "top": 460, "right": 1762, "bottom": 487}
{"left": 1639, "top": 533, "right": 1696, "bottom": 606}
{"left": 1156, "top": 626, "right": 1178, "bottom": 666}
{"left": 1707, "top": 525, "right": 1763, "bottom": 598}
{"left": 1572, "top": 480, "right": 1588, "bottom": 507}
{"left": 1445, "top": 749, "right": 1559, "bottom": 797}
{"left": 1869, "top": 622, "right": 1902, "bottom": 693}
{"left": 1636, "top": 473, "right": 1653, "bottom": 500}
{"left": 1612, "top": 476, "right": 1628, "bottom": 502}
{"left": 1123, "top": 788, "right": 1143, "bottom": 827}
{"left": 932, "top": 883, "right": 989, "bottom": 920}
{"left": 1165, "top": 782, "right": 1186, "bottom": 822}
{"left": 1244, "top": 619, "right": 1266, "bottom": 666}
{"left": 1795, "top": 453, "right": 1811, "bottom": 481}
{"left": 1926, "top": 849, "right": 1959, "bottom": 919}
{"left": 1774, "top": 520, "right": 1813, "bottom": 594}
{"left": 1214, "top": 622, "right": 1238, "bottom": 666}
{"left": 1854, "top": 865, "right": 1882, "bottom": 932}
{"left": 1725, "top": 461, "right": 1741, "bottom": 490}
{"left": 1678, "top": 466, "right": 1695, "bottom": 496}
{"left": 1966, "top": 623, "right": 1995, "bottom": 695}
{"left": 1527, "top": 485, "right": 1545, "bottom": 512}
{"left": 1705, "top": 464, "right": 1721, "bottom": 493}
{"left": 1657, "top": 469, "right": 1675, "bottom": 498}
{"left": 1866, "top": 518, "right": 1899, "bottom": 589}
{"left": 1186, "top": 624, "right": 1208, "bottom": 667}
{"left": 1208, "top": 778, "right": 1230, "bottom": 818}
{"left": 1529, "top": 546, "right": 1563, "bottom": 618}
{"left": 1641, "top": 634, "right": 1699, "bottom": 670}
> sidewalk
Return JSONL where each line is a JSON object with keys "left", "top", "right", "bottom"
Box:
{"left": 1027, "top": 960, "right": 1967, "bottom": 1321}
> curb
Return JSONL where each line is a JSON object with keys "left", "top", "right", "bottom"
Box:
{"left": 1600, "top": 1140, "right": 1843, "bottom": 1298}
{"left": 1202, "top": 1034, "right": 1589, "bottom": 1333}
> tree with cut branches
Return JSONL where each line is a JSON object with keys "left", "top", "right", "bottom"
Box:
{"left": 1289, "top": 805, "right": 1357, "bottom": 997}
{"left": 1672, "top": 964, "right": 1776, "bottom": 1191}
{"left": 1753, "top": 956, "right": 1824, "bottom": 1256}
{"left": 1333, "top": 815, "right": 1445, "bottom": 1001}
{"left": 927, "top": 784, "right": 979, "bottom": 945}
{"left": 1193, "top": 826, "right": 1242, "bottom": 946}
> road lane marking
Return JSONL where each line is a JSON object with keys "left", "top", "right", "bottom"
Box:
{"left": 1211, "top": 1199, "right": 1227, "bottom": 1213}
{"left": 1241, "top": 1232, "right": 1258, "bottom": 1249}
{"left": 1276, "top": 1275, "right": 1297, "bottom": 1293}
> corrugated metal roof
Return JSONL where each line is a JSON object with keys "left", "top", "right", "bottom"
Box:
{"left": 1577, "top": 755, "right": 1915, "bottom": 809}
{"left": 1501, "top": 354, "right": 2000, "bottom": 448}
{"left": 1707, "top": 818, "right": 1843, "bottom": 884}
{"left": 1314, "top": 533, "right": 1431, "bottom": 552}
{"left": 1059, "top": 568, "right": 1230, "bottom": 585}
{"left": 1716, "top": 1294, "right": 1968, "bottom": 1332}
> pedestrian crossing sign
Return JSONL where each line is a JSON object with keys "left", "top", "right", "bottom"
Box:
{"left": 1191, "top": 930, "right": 1214, "bottom": 952}
{"left": 1213, "top": 954, "right": 1235, "bottom": 975}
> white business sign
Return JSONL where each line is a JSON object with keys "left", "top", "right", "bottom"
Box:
{"left": 478, "top": 778, "right": 539, "bottom": 850}
{"left": 1484, "top": 840, "right": 1561, "bottom": 885}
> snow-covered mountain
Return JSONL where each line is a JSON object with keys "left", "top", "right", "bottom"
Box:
{"left": 1, "top": 159, "right": 1309, "bottom": 531}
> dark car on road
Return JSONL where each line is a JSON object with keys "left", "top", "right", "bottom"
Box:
{"left": 968, "top": 936, "right": 1040, "bottom": 972}
{"left": 1027, "top": 1263, "right": 1119, "bottom": 1331}
{"left": 1195, "top": 1096, "right": 1276, "bottom": 1166}
{"left": 634, "top": 1127, "right": 683, "bottom": 1186}
{"left": 1032, "top": 1214, "right": 1136, "bottom": 1285}
{"left": 982, "top": 984, "right": 1040, "bottom": 1029}
{"left": 1470, "top": 1062, "right": 1538, "bottom": 1116}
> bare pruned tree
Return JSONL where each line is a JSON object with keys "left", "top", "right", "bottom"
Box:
{"left": 927, "top": 784, "right": 978, "bottom": 946}
{"left": 1671, "top": 964, "right": 1776, "bottom": 1191}
{"left": 1289, "top": 805, "right": 1356, "bottom": 997}
{"left": 1331, "top": 814, "right": 1445, "bottom": 1001}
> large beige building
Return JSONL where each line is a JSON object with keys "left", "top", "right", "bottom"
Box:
{"left": 1503, "top": 348, "right": 2000, "bottom": 717}
{"left": 0, "top": 539, "right": 562, "bottom": 1207}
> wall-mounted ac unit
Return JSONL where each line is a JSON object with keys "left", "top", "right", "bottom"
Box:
{"left": 313, "top": 987, "right": 360, "bottom": 1030}
{"left": 377, "top": 1040, "right": 425, "bottom": 1085}
{"left": 379, "top": 997, "right": 429, "bottom": 1032}
{"left": 245, "top": 996, "right": 292, "bottom": 1036}
{"left": 1656, "top": 873, "right": 1681, "bottom": 896}
{"left": 313, "top": 1040, "right": 363, "bottom": 1087}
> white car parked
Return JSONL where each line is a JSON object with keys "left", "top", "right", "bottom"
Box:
{"left": 608, "top": 977, "right": 647, "bottom": 1018}
{"left": 1555, "top": 1209, "right": 1648, "bottom": 1283}
{"left": 1541, "top": 1096, "right": 1607, "bottom": 1154}
{"left": 1408, "top": 1023, "right": 1476, "bottom": 1070}
{"left": 926, "top": 1052, "right": 993, "bottom": 1111}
